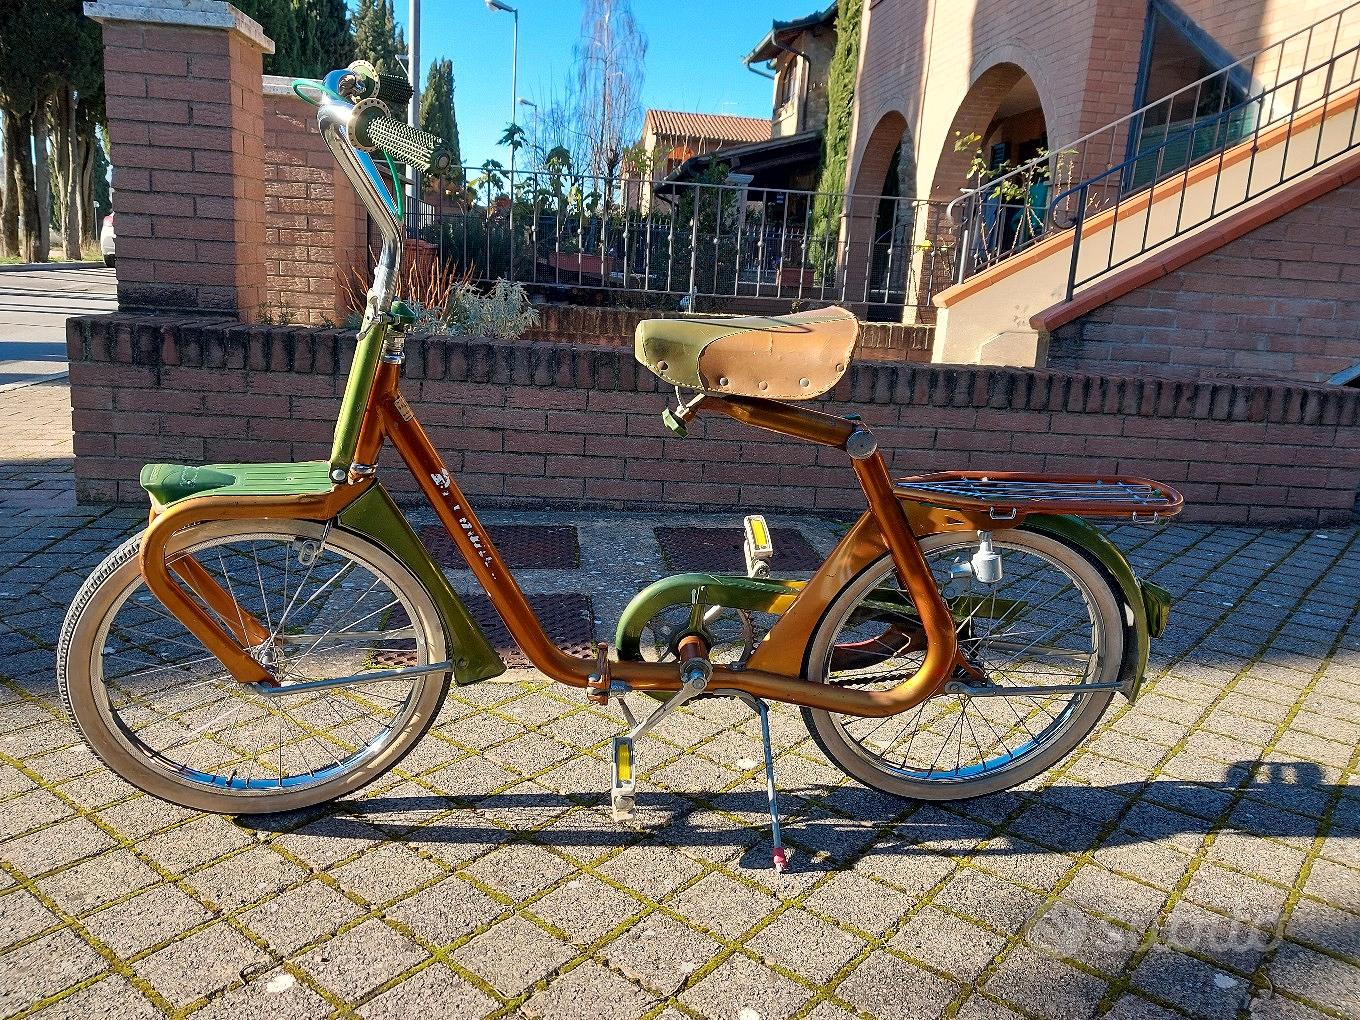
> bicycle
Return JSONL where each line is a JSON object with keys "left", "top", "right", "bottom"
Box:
{"left": 57, "top": 62, "right": 1182, "bottom": 871}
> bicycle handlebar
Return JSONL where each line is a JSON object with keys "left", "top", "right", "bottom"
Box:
{"left": 345, "top": 60, "right": 415, "bottom": 110}
{"left": 351, "top": 103, "right": 454, "bottom": 176}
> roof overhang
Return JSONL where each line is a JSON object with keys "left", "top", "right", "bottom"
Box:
{"left": 744, "top": 3, "right": 837, "bottom": 65}
{"left": 654, "top": 131, "right": 824, "bottom": 196}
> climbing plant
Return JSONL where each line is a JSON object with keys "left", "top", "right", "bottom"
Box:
{"left": 808, "top": 0, "right": 863, "bottom": 277}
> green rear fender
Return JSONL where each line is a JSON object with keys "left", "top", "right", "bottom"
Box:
{"left": 1024, "top": 514, "right": 1171, "bottom": 702}
{"left": 338, "top": 485, "right": 505, "bottom": 684}
{"left": 615, "top": 573, "right": 805, "bottom": 661}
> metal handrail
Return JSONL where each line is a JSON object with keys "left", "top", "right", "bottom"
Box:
{"left": 1050, "top": 38, "right": 1360, "bottom": 298}
{"left": 946, "top": 0, "right": 1360, "bottom": 229}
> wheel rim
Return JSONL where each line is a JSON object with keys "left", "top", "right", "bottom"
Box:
{"left": 817, "top": 534, "right": 1113, "bottom": 786}
{"left": 88, "top": 525, "right": 435, "bottom": 796}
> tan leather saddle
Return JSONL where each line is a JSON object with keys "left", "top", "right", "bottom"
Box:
{"left": 634, "top": 305, "right": 859, "bottom": 401}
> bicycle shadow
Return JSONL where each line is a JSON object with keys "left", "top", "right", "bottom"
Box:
{"left": 239, "top": 760, "right": 1341, "bottom": 874}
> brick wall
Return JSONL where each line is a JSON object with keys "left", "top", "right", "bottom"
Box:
{"left": 1050, "top": 178, "right": 1360, "bottom": 383}
{"left": 262, "top": 78, "right": 367, "bottom": 326}
{"left": 66, "top": 314, "right": 1360, "bottom": 524}
{"left": 100, "top": 18, "right": 268, "bottom": 318}
{"left": 524, "top": 306, "right": 933, "bottom": 362}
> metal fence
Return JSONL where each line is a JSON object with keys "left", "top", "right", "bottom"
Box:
{"left": 409, "top": 166, "right": 958, "bottom": 319}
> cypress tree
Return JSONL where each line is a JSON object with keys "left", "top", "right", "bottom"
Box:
{"left": 354, "top": 0, "right": 405, "bottom": 77}
{"left": 292, "top": 0, "right": 354, "bottom": 77}
{"left": 419, "top": 58, "right": 462, "bottom": 176}
{"left": 236, "top": 0, "right": 303, "bottom": 76}
{"left": 809, "top": 0, "right": 863, "bottom": 274}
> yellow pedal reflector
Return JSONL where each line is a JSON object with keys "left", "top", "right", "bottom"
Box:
{"left": 612, "top": 736, "right": 634, "bottom": 787}
{"left": 743, "top": 514, "right": 774, "bottom": 578}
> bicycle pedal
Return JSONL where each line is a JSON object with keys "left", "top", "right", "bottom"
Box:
{"left": 611, "top": 735, "right": 636, "bottom": 821}
{"left": 743, "top": 514, "right": 774, "bottom": 578}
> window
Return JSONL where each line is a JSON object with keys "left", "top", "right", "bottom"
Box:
{"left": 776, "top": 60, "right": 796, "bottom": 109}
{"left": 1127, "top": 0, "right": 1254, "bottom": 189}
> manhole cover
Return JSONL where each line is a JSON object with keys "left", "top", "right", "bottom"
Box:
{"left": 419, "top": 524, "right": 579, "bottom": 570}
{"left": 654, "top": 525, "right": 821, "bottom": 572}
{"left": 465, "top": 592, "right": 597, "bottom": 668}
{"left": 369, "top": 593, "right": 595, "bottom": 670}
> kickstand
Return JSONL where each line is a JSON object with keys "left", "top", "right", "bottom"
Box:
{"left": 721, "top": 690, "right": 788, "bottom": 873}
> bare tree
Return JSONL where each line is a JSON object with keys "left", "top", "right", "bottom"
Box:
{"left": 573, "top": 0, "right": 646, "bottom": 183}
{"left": 525, "top": 71, "right": 586, "bottom": 173}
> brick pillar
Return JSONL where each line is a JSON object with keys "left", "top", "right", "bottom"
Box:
{"left": 262, "top": 77, "right": 365, "bottom": 325}
{"left": 85, "top": 1, "right": 274, "bottom": 320}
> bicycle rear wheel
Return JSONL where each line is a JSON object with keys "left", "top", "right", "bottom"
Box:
{"left": 57, "top": 519, "right": 449, "bottom": 814}
{"left": 802, "top": 528, "right": 1123, "bottom": 800}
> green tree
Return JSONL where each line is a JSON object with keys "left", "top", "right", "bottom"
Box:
{"left": 235, "top": 0, "right": 303, "bottom": 76}
{"left": 0, "top": 2, "right": 68, "bottom": 261}
{"left": 353, "top": 0, "right": 405, "bottom": 77}
{"left": 809, "top": 0, "right": 863, "bottom": 276}
{"left": 419, "top": 58, "right": 462, "bottom": 182}
{"left": 292, "top": 0, "right": 354, "bottom": 78}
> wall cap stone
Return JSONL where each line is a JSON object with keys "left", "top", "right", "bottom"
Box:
{"left": 263, "top": 74, "right": 302, "bottom": 97}
{"left": 84, "top": 0, "right": 275, "bottom": 54}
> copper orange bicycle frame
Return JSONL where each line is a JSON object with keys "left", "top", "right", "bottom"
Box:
{"left": 139, "top": 358, "right": 975, "bottom": 717}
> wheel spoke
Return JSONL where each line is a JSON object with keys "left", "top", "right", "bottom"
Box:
{"left": 818, "top": 534, "right": 1117, "bottom": 791}
{"left": 79, "top": 525, "right": 433, "bottom": 800}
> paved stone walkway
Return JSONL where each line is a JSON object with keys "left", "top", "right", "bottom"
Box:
{"left": 2, "top": 381, "right": 1358, "bottom": 1020}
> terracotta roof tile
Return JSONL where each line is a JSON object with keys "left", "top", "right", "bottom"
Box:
{"left": 643, "top": 109, "right": 771, "bottom": 145}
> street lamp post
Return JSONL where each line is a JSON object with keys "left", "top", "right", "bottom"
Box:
{"left": 484, "top": 0, "right": 519, "bottom": 182}
{"left": 408, "top": 0, "right": 421, "bottom": 230}
{"left": 485, "top": 0, "right": 519, "bottom": 272}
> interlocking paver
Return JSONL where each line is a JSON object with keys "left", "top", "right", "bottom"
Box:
{"left": 2, "top": 381, "right": 1359, "bottom": 1018}
{"left": 600, "top": 912, "right": 722, "bottom": 996}
{"left": 835, "top": 950, "right": 961, "bottom": 1020}
{"left": 520, "top": 961, "right": 654, "bottom": 1020}
{"left": 25, "top": 976, "right": 162, "bottom": 1020}
{"left": 450, "top": 914, "right": 573, "bottom": 996}
{"left": 82, "top": 883, "right": 214, "bottom": 957}
{"left": 239, "top": 878, "right": 364, "bottom": 954}
{"left": 357, "top": 963, "right": 498, "bottom": 1019}
{"left": 296, "top": 917, "right": 428, "bottom": 1001}
{"left": 679, "top": 952, "right": 812, "bottom": 1020}
{"left": 133, "top": 921, "right": 270, "bottom": 1008}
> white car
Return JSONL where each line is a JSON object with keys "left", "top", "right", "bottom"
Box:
{"left": 100, "top": 213, "right": 115, "bottom": 267}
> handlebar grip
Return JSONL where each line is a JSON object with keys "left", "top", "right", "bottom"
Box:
{"left": 353, "top": 108, "right": 454, "bottom": 175}
{"left": 373, "top": 72, "right": 414, "bottom": 109}
{"left": 343, "top": 61, "right": 414, "bottom": 109}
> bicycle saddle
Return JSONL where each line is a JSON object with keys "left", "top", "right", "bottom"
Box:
{"left": 634, "top": 304, "right": 859, "bottom": 400}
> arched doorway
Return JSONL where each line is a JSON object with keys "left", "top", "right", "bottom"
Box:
{"left": 932, "top": 64, "right": 1050, "bottom": 273}
{"left": 843, "top": 111, "right": 917, "bottom": 320}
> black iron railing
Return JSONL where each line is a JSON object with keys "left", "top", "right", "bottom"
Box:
{"left": 949, "top": 0, "right": 1360, "bottom": 297}
{"left": 408, "top": 166, "right": 958, "bottom": 319}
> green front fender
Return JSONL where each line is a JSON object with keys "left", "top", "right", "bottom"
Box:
{"left": 337, "top": 485, "right": 506, "bottom": 685}
{"left": 1024, "top": 514, "right": 1171, "bottom": 702}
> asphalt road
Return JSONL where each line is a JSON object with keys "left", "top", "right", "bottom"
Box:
{"left": 0, "top": 264, "right": 116, "bottom": 389}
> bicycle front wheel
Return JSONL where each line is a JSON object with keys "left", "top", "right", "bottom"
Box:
{"left": 57, "top": 519, "right": 449, "bottom": 814}
{"left": 802, "top": 528, "right": 1123, "bottom": 801}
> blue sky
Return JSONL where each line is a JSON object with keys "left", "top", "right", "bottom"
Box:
{"left": 383, "top": 1, "right": 810, "bottom": 164}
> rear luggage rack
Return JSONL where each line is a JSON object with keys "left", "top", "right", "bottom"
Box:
{"left": 895, "top": 472, "right": 1183, "bottom": 523}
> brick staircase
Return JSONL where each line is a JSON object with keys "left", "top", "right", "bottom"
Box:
{"left": 931, "top": 2, "right": 1360, "bottom": 368}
